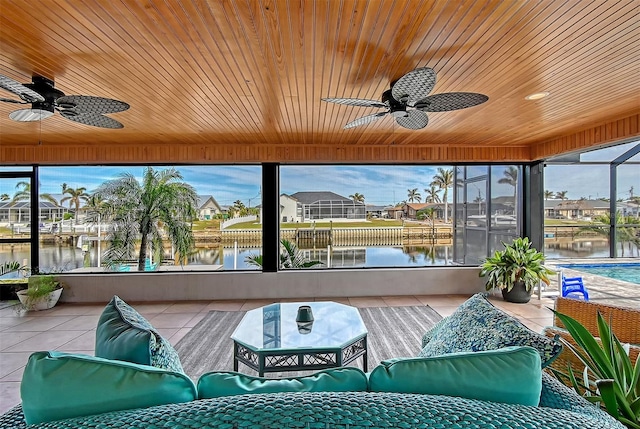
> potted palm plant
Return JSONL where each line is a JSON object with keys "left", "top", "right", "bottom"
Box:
{"left": 479, "top": 237, "right": 553, "bottom": 303}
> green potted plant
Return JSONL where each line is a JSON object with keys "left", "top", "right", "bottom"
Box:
{"left": 16, "top": 268, "right": 65, "bottom": 311}
{"left": 551, "top": 310, "right": 640, "bottom": 429}
{"left": 479, "top": 237, "right": 553, "bottom": 303}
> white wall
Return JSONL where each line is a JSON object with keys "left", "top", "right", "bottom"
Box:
{"left": 280, "top": 196, "right": 298, "bottom": 222}
{"left": 58, "top": 267, "right": 486, "bottom": 303}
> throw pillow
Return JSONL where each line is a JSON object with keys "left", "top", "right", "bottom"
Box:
{"left": 95, "top": 295, "right": 184, "bottom": 373}
{"left": 418, "top": 293, "right": 562, "bottom": 367}
{"left": 21, "top": 351, "right": 197, "bottom": 425}
{"left": 369, "top": 346, "right": 542, "bottom": 406}
{"left": 197, "top": 367, "right": 368, "bottom": 399}
{"left": 421, "top": 315, "right": 449, "bottom": 348}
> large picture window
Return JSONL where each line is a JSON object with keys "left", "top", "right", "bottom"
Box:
{"left": 544, "top": 141, "right": 640, "bottom": 259}
{"left": 277, "top": 165, "right": 455, "bottom": 269}
{"left": 0, "top": 165, "right": 262, "bottom": 273}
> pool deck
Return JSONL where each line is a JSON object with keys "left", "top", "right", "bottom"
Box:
{"left": 545, "top": 258, "right": 640, "bottom": 309}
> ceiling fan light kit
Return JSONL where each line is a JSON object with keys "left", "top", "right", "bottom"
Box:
{"left": 9, "top": 108, "right": 54, "bottom": 122}
{"left": 0, "top": 74, "right": 129, "bottom": 129}
{"left": 322, "top": 67, "right": 488, "bottom": 130}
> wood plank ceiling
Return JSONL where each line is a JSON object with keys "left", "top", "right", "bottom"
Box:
{"left": 0, "top": 0, "right": 639, "bottom": 164}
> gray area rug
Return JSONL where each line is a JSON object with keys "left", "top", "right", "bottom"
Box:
{"left": 175, "top": 305, "right": 442, "bottom": 380}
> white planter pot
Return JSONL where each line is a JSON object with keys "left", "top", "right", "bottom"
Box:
{"left": 17, "top": 288, "right": 62, "bottom": 311}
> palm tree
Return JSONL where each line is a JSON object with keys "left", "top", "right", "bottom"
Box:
{"left": 430, "top": 167, "right": 453, "bottom": 223}
{"left": 556, "top": 190, "right": 568, "bottom": 200}
{"left": 349, "top": 193, "right": 365, "bottom": 203}
{"left": 579, "top": 212, "right": 640, "bottom": 257}
{"left": 498, "top": 166, "right": 518, "bottom": 214}
{"left": 417, "top": 207, "right": 437, "bottom": 238}
{"left": 94, "top": 167, "right": 198, "bottom": 271}
{"left": 245, "top": 239, "right": 323, "bottom": 269}
{"left": 231, "top": 200, "right": 248, "bottom": 217}
{"left": 60, "top": 186, "right": 89, "bottom": 225}
{"left": 11, "top": 181, "right": 58, "bottom": 224}
{"left": 12, "top": 181, "right": 57, "bottom": 205}
{"left": 0, "top": 193, "right": 9, "bottom": 201}
{"left": 544, "top": 190, "right": 554, "bottom": 200}
{"left": 498, "top": 166, "right": 518, "bottom": 196}
{"left": 407, "top": 188, "right": 422, "bottom": 203}
{"left": 424, "top": 185, "right": 441, "bottom": 203}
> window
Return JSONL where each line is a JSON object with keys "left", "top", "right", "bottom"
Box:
{"left": 278, "top": 165, "right": 455, "bottom": 268}
{"left": 0, "top": 171, "right": 34, "bottom": 277}
{"left": 34, "top": 165, "right": 262, "bottom": 272}
{"left": 453, "top": 166, "right": 521, "bottom": 265}
{"left": 544, "top": 140, "right": 640, "bottom": 258}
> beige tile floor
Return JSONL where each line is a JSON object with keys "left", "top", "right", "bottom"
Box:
{"left": 0, "top": 292, "right": 561, "bottom": 415}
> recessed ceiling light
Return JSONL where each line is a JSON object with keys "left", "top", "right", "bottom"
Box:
{"left": 525, "top": 92, "right": 549, "bottom": 100}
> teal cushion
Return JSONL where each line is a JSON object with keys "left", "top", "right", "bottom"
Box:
{"left": 20, "top": 351, "right": 197, "bottom": 425}
{"left": 95, "top": 295, "right": 184, "bottom": 373}
{"left": 418, "top": 293, "right": 562, "bottom": 367}
{"left": 369, "top": 346, "right": 542, "bottom": 406}
{"left": 197, "top": 367, "right": 368, "bottom": 399}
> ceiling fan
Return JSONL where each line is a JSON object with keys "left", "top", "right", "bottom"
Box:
{"left": 322, "top": 67, "right": 488, "bottom": 130}
{"left": 0, "top": 74, "right": 129, "bottom": 129}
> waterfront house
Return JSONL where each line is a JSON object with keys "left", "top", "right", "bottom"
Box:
{"left": 279, "top": 194, "right": 300, "bottom": 223}
{"left": 545, "top": 199, "right": 610, "bottom": 220}
{"left": 0, "top": 201, "right": 68, "bottom": 225}
{"left": 365, "top": 205, "right": 385, "bottom": 219}
{"left": 196, "top": 195, "right": 224, "bottom": 220}
{"left": 289, "top": 192, "right": 366, "bottom": 222}
{"left": 386, "top": 206, "right": 405, "bottom": 220}
{"left": 404, "top": 203, "right": 429, "bottom": 220}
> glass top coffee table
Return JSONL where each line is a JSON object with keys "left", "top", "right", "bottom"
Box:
{"left": 231, "top": 301, "right": 368, "bottom": 376}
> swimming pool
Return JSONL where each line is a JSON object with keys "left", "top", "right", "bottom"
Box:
{"left": 558, "top": 263, "right": 640, "bottom": 285}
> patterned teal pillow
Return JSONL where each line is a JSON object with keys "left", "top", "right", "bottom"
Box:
{"left": 418, "top": 293, "right": 562, "bottom": 367}
{"left": 95, "top": 295, "right": 184, "bottom": 373}
{"left": 421, "top": 316, "right": 450, "bottom": 349}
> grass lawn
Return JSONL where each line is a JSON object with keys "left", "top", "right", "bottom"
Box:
{"left": 544, "top": 219, "right": 595, "bottom": 226}
{"left": 192, "top": 219, "right": 222, "bottom": 231}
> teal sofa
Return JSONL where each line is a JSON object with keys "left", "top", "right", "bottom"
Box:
{"left": 0, "top": 294, "right": 624, "bottom": 428}
{"left": 0, "top": 371, "right": 624, "bottom": 428}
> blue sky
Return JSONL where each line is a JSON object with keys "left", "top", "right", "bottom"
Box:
{"left": 2, "top": 165, "right": 463, "bottom": 207}
{"left": 544, "top": 141, "right": 640, "bottom": 200}
{"left": 32, "top": 165, "right": 455, "bottom": 207}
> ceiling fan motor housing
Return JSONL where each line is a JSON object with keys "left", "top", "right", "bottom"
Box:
{"left": 382, "top": 89, "right": 408, "bottom": 118}
{"left": 24, "top": 76, "right": 66, "bottom": 111}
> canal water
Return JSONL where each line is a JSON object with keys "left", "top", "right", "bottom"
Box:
{"left": 1, "top": 242, "right": 453, "bottom": 272}
{"left": 2, "top": 240, "right": 637, "bottom": 273}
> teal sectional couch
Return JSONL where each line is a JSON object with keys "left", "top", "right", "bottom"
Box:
{"left": 0, "top": 294, "right": 625, "bottom": 428}
{"left": 0, "top": 373, "right": 625, "bottom": 428}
